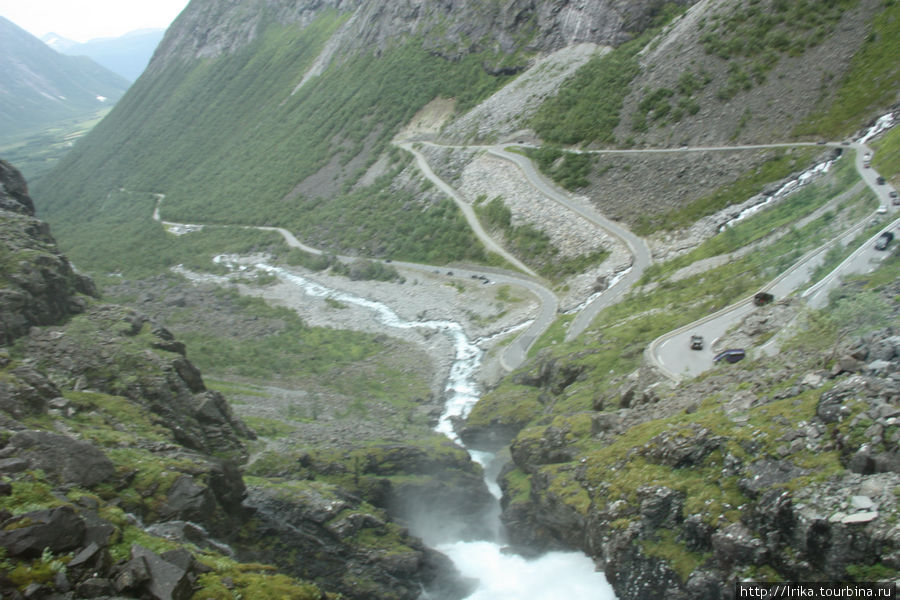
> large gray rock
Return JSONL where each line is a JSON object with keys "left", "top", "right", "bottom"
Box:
{"left": 711, "top": 522, "right": 767, "bottom": 566}
{"left": 0, "top": 160, "right": 96, "bottom": 344}
{"left": 817, "top": 379, "right": 860, "bottom": 423}
{"left": 637, "top": 485, "right": 683, "bottom": 530}
{"left": 20, "top": 304, "right": 252, "bottom": 463}
{"left": 159, "top": 475, "right": 216, "bottom": 522}
{"left": 114, "top": 556, "right": 151, "bottom": 594}
{"left": 0, "top": 365, "right": 60, "bottom": 418}
{"left": 8, "top": 430, "right": 115, "bottom": 487}
{"left": 0, "top": 506, "right": 86, "bottom": 557}
{"left": 130, "top": 544, "right": 194, "bottom": 600}
{"left": 738, "top": 459, "right": 807, "bottom": 498}
{"left": 638, "top": 425, "right": 723, "bottom": 468}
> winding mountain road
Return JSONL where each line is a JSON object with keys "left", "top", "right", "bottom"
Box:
{"left": 397, "top": 142, "right": 538, "bottom": 278}
{"left": 152, "top": 109, "right": 896, "bottom": 382}
{"left": 485, "top": 146, "right": 652, "bottom": 341}
{"left": 647, "top": 139, "right": 899, "bottom": 382}
{"left": 151, "top": 193, "right": 556, "bottom": 373}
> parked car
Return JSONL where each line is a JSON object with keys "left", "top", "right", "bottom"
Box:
{"left": 890, "top": 191, "right": 899, "bottom": 205}
{"left": 753, "top": 292, "right": 774, "bottom": 306}
{"left": 877, "top": 205, "right": 888, "bottom": 214}
{"left": 690, "top": 335, "right": 704, "bottom": 350}
{"left": 876, "top": 176, "right": 886, "bottom": 185}
{"left": 714, "top": 349, "right": 746, "bottom": 364}
{"left": 875, "top": 231, "right": 894, "bottom": 251}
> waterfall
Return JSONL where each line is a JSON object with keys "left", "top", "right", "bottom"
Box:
{"left": 210, "top": 257, "right": 616, "bottom": 600}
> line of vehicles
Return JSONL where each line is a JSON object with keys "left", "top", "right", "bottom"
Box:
{"left": 690, "top": 334, "right": 746, "bottom": 364}
{"left": 689, "top": 222, "right": 895, "bottom": 365}
{"left": 688, "top": 293, "right": 774, "bottom": 361}
{"left": 680, "top": 148, "right": 895, "bottom": 371}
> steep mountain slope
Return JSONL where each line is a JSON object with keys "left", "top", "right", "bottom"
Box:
{"left": 33, "top": 0, "right": 900, "bottom": 278}
{"left": 33, "top": 0, "right": 695, "bottom": 270}
{"left": 43, "top": 29, "right": 165, "bottom": 81}
{"left": 0, "top": 17, "right": 129, "bottom": 141}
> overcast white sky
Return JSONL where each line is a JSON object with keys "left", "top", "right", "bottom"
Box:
{"left": 0, "top": 0, "right": 190, "bottom": 43}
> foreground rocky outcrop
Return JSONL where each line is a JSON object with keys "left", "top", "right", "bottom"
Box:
{"left": 0, "top": 161, "right": 464, "bottom": 599}
{"left": 240, "top": 480, "right": 473, "bottom": 600}
{"left": 0, "top": 160, "right": 96, "bottom": 344}
{"left": 493, "top": 285, "right": 900, "bottom": 598}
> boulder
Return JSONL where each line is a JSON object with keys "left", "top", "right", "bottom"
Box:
{"left": 115, "top": 556, "right": 151, "bottom": 593}
{"left": 68, "top": 541, "right": 110, "bottom": 574}
{"left": 817, "top": 382, "right": 858, "bottom": 423}
{"left": 841, "top": 511, "right": 878, "bottom": 524}
{"left": 638, "top": 426, "right": 723, "bottom": 468}
{"left": 681, "top": 514, "right": 713, "bottom": 551}
{"left": 8, "top": 430, "right": 115, "bottom": 487}
{"left": 0, "top": 506, "right": 85, "bottom": 557}
{"left": 0, "top": 365, "right": 60, "bottom": 418}
{"left": 866, "top": 360, "right": 893, "bottom": 376}
{"left": 684, "top": 570, "right": 723, "bottom": 600}
{"left": 830, "top": 356, "right": 864, "bottom": 377}
{"left": 75, "top": 577, "right": 114, "bottom": 597}
{"left": 738, "top": 459, "right": 807, "bottom": 498}
{"left": 512, "top": 352, "right": 585, "bottom": 394}
{"left": 159, "top": 475, "right": 216, "bottom": 522}
{"left": 711, "top": 522, "right": 767, "bottom": 566}
{"left": 145, "top": 521, "right": 234, "bottom": 556}
{"left": 637, "top": 486, "right": 683, "bottom": 530}
{"left": 172, "top": 357, "right": 205, "bottom": 393}
{"left": 131, "top": 544, "right": 194, "bottom": 600}
{"left": 868, "top": 336, "right": 899, "bottom": 361}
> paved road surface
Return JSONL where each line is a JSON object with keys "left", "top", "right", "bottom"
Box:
{"left": 486, "top": 147, "right": 653, "bottom": 341}
{"left": 648, "top": 140, "right": 899, "bottom": 382}
{"left": 396, "top": 141, "right": 538, "bottom": 278}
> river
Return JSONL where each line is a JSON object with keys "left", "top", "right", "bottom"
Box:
{"left": 210, "top": 257, "right": 617, "bottom": 600}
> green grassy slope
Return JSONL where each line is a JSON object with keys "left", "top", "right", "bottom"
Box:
{"left": 34, "top": 11, "right": 517, "bottom": 271}
{"left": 795, "top": 1, "right": 900, "bottom": 138}
{"left": 533, "top": 0, "right": 898, "bottom": 147}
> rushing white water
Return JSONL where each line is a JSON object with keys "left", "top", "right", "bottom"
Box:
{"left": 210, "top": 256, "right": 617, "bottom": 600}
{"left": 858, "top": 111, "right": 896, "bottom": 145}
{"left": 718, "top": 154, "right": 838, "bottom": 231}
{"left": 248, "top": 261, "right": 485, "bottom": 444}
{"left": 438, "top": 541, "right": 614, "bottom": 600}
{"left": 717, "top": 109, "right": 897, "bottom": 234}
{"left": 563, "top": 267, "right": 632, "bottom": 315}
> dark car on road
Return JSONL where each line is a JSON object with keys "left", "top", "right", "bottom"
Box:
{"left": 876, "top": 176, "right": 886, "bottom": 185}
{"left": 753, "top": 292, "right": 774, "bottom": 306}
{"left": 714, "top": 349, "right": 746, "bottom": 364}
{"left": 875, "top": 231, "right": 894, "bottom": 251}
{"left": 690, "top": 335, "right": 704, "bottom": 350}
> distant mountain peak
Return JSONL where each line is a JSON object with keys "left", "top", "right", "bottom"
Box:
{"left": 0, "top": 17, "right": 129, "bottom": 139}
{"left": 40, "top": 28, "right": 165, "bottom": 81}
{"left": 41, "top": 32, "right": 77, "bottom": 52}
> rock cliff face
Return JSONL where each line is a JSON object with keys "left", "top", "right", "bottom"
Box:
{"left": 0, "top": 160, "right": 96, "bottom": 344}
{"left": 499, "top": 321, "right": 900, "bottom": 599}
{"left": 151, "top": 0, "right": 697, "bottom": 71}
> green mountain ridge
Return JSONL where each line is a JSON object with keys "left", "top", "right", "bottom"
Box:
{"left": 44, "top": 29, "right": 165, "bottom": 82}
{"left": 0, "top": 17, "right": 129, "bottom": 140}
